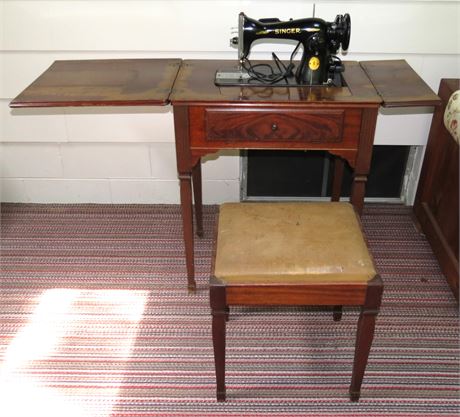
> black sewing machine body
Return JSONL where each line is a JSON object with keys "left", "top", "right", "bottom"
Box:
{"left": 215, "top": 12, "right": 350, "bottom": 87}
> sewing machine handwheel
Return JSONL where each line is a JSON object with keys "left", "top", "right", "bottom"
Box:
{"left": 341, "top": 13, "right": 351, "bottom": 51}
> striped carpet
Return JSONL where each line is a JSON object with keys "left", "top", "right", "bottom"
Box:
{"left": 0, "top": 203, "right": 458, "bottom": 417}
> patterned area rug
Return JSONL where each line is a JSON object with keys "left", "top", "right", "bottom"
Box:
{"left": 0, "top": 203, "right": 458, "bottom": 417}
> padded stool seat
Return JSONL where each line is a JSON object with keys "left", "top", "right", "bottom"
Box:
{"left": 210, "top": 202, "right": 383, "bottom": 402}
{"left": 215, "top": 202, "right": 376, "bottom": 284}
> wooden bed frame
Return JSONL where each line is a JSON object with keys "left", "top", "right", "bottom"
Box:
{"left": 414, "top": 79, "right": 459, "bottom": 301}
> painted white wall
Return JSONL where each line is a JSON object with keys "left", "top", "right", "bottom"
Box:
{"left": 1, "top": 0, "right": 459, "bottom": 204}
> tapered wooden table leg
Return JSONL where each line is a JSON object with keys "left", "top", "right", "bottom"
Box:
{"left": 174, "top": 105, "right": 198, "bottom": 290}
{"left": 179, "top": 173, "right": 196, "bottom": 292}
{"left": 331, "top": 157, "right": 344, "bottom": 202}
{"left": 350, "top": 174, "right": 366, "bottom": 216}
{"left": 350, "top": 107, "right": 379, "bottom": 216}
{"left": 192, "top": 160, "right": 203, "bottom": 238}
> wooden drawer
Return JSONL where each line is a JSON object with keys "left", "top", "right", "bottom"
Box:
{"left": 188, "top": 106, "right": 362, "bottom": 152}
{"left": 205, "top": 108, "right": 344, "bottom": 143}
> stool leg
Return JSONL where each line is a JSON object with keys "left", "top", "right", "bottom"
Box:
{"left": 210, "top": 280, "right": 227, "bottom": 401}
{"left": 333, "top": 305, "right": 343, "bottom": 321}
{"left": 212, "top": 311, "right": 226, "bottom": 401}
{"left": 349, "top": 276, "right": 383, "bottom": 401}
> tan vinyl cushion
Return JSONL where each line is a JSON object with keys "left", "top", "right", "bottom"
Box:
{"left": 214, "top": 202, "right": 376, "bottom": 284}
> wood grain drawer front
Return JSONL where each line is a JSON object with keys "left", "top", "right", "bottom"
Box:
{"left": 205, "top": 109, "right": 344, "bottom": 143}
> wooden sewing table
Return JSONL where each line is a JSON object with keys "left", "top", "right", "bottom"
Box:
{"left": 10, "top": 58, "right": 440, "bottom": 291}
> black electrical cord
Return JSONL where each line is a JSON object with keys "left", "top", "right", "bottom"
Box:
{"left": 241, "top": 45, "right": 344, "bottom": 86}
{"left": 242, "top": 41, "right": 302, "bottom": 85}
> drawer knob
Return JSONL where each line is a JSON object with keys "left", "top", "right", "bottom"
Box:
{"left": 271, "top": 123, "right": 278, "bottom": 131}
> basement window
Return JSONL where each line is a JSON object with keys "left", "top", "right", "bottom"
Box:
{"left": 242, "top": 146, "right": 411, "bottom": 202}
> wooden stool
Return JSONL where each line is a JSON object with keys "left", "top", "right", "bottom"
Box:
{"left": 210, "top": 202, "right": 383, "bottom": 402}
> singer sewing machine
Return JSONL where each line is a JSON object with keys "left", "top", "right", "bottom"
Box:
{"left": 215, "top": 12, "right": 351, "bottom": 86}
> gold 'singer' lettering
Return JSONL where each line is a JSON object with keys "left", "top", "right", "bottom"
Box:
{"left": 274, "top": 28, "right": 301, "bottom": 34}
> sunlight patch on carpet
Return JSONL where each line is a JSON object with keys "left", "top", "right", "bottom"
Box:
{"left": 0, "top": 288, "right": 148, "bottom": 417}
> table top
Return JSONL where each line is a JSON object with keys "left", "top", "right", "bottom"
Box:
{"left": 360, "top": 60, "right": 441, "bottom": 108}
{"left": 9, "top": 59, "right": 182, "bottom": 108}
{"left": 9, "top": 58, "right": 440, "bottom": 109}
{"left": 169, "top": 60, "right": 382, "bottom": 106}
